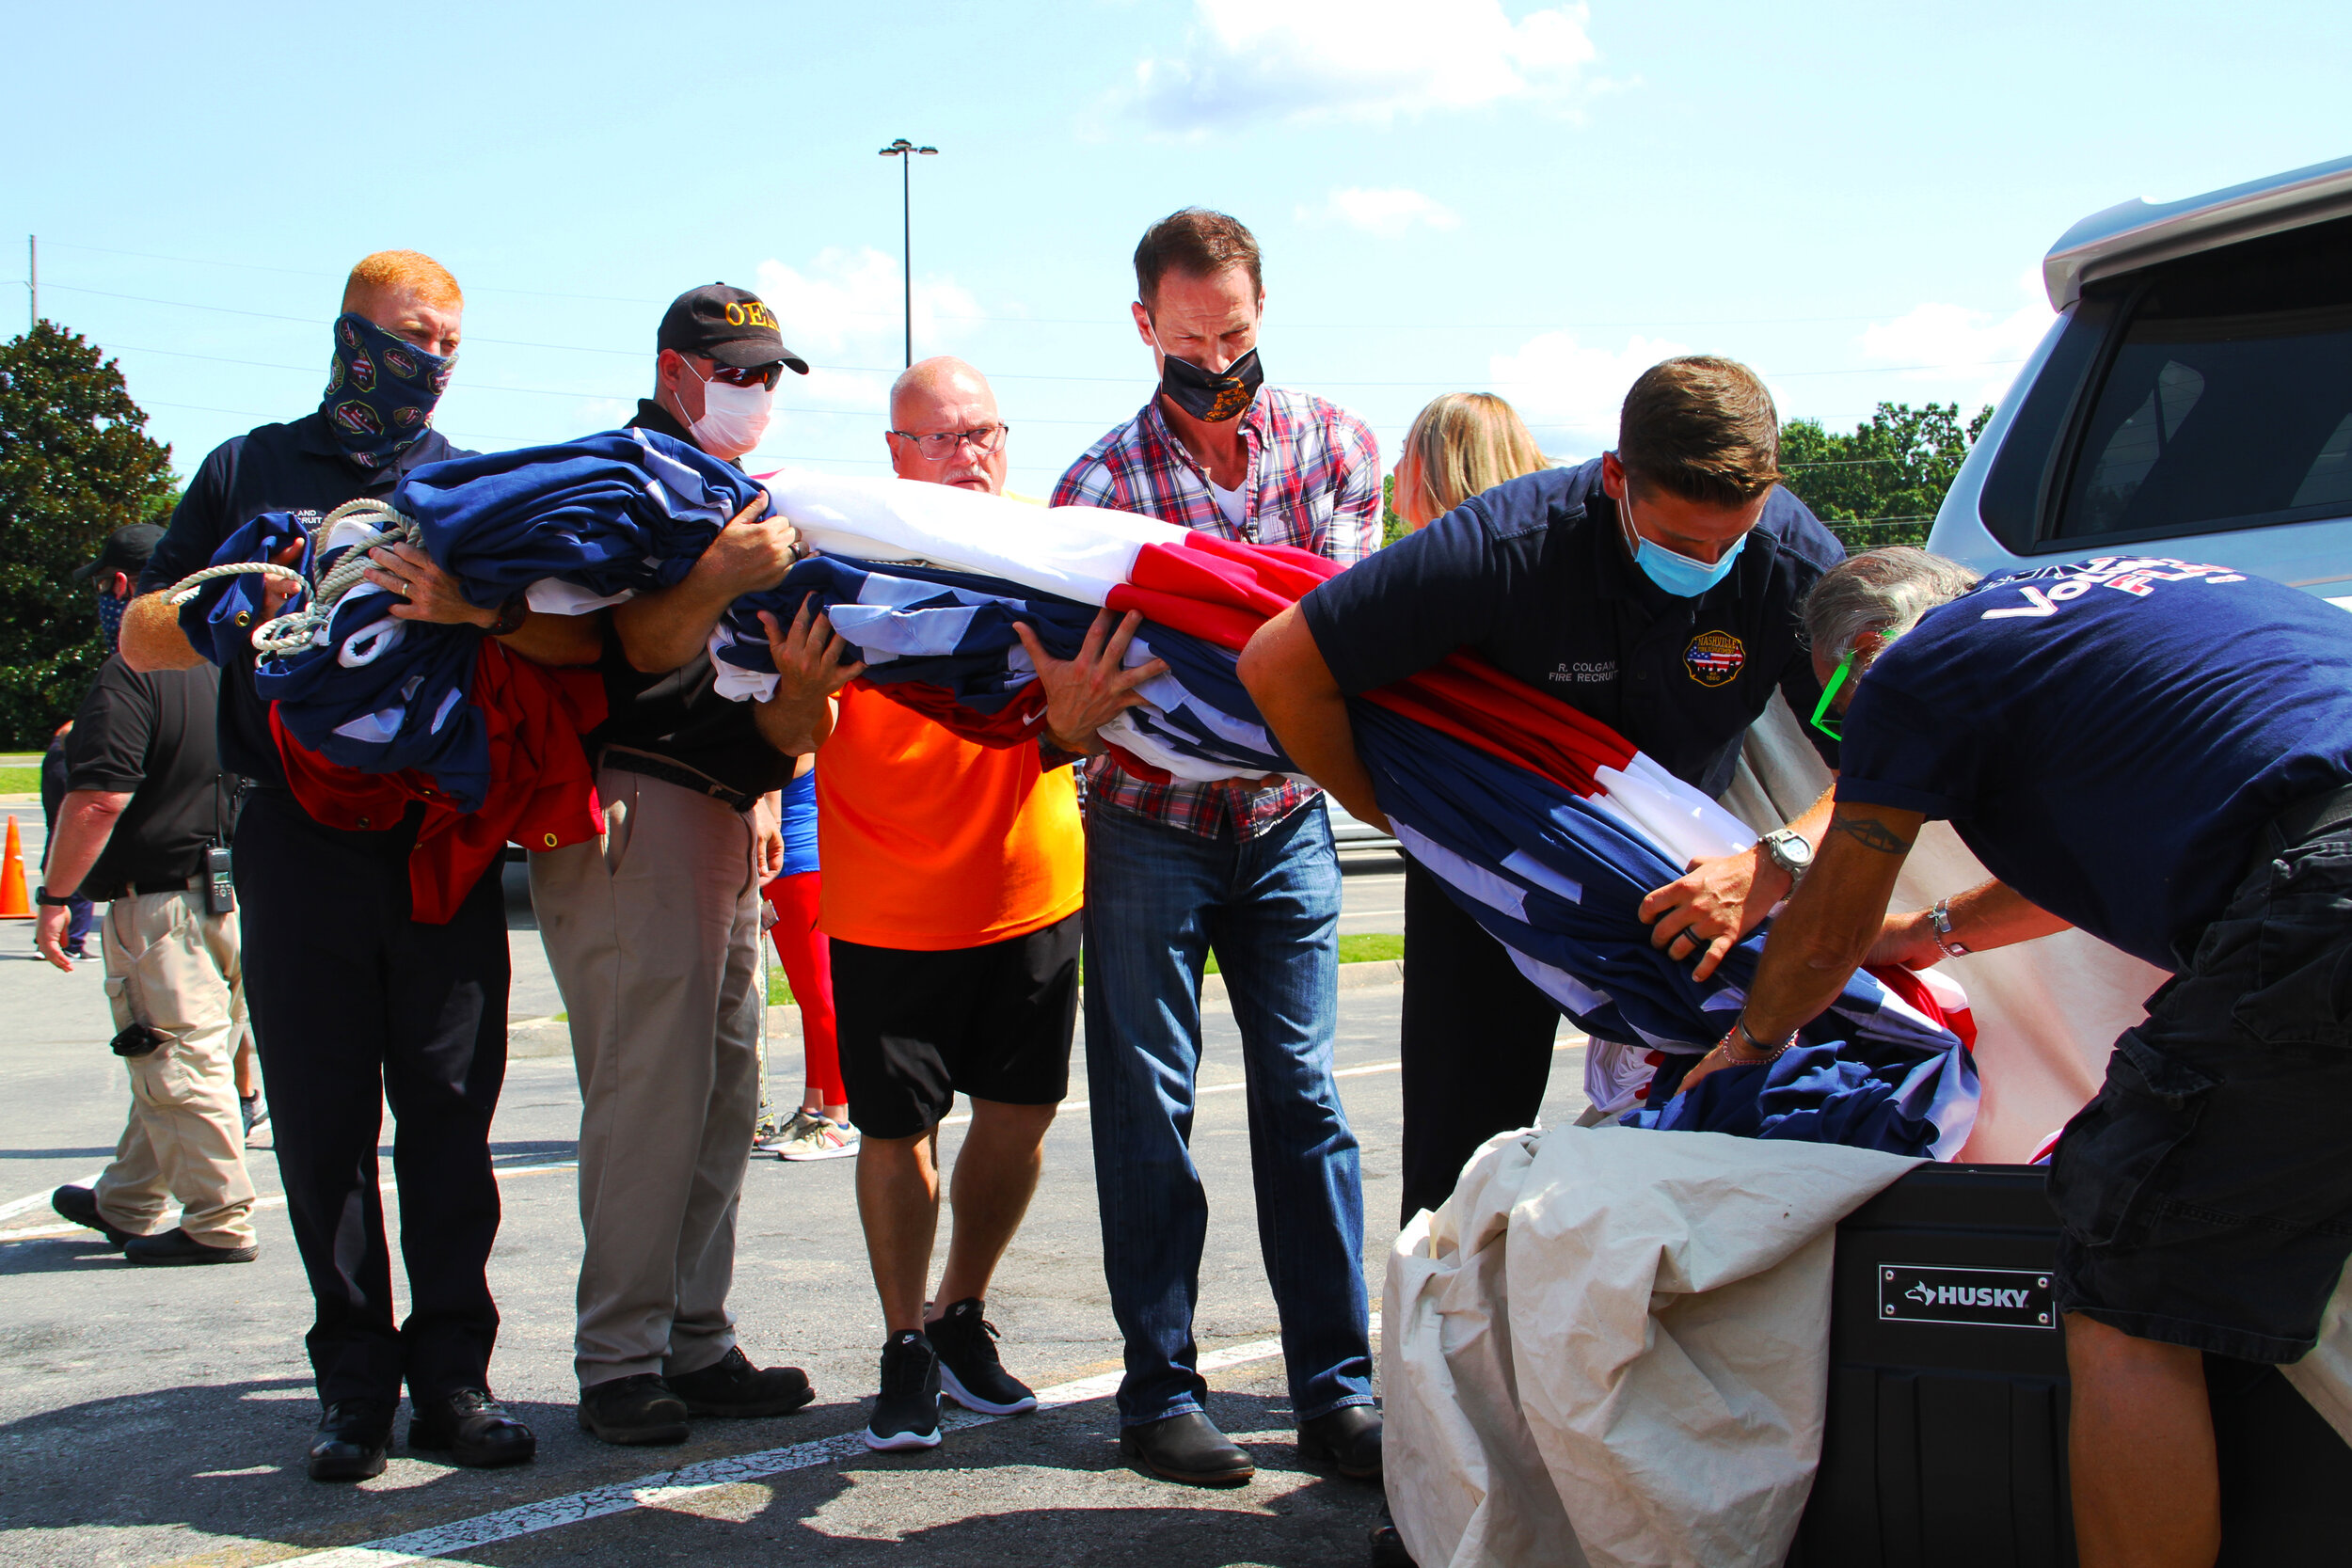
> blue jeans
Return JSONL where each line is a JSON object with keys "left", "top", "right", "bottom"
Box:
{"left": 1083, "top": 799, "right": 1373, "bottom": 1427}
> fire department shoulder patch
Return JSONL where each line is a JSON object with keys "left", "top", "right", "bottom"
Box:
{"left": 1684, "top": 630, "right": 1745, "bottom": 687}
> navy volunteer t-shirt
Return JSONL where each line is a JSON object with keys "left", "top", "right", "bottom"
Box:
{"left": 1837, "top": 557, "right": 2352, "bottom": 971}
{"left": 1301, "top": 458, "right": 1845, "bottom": 797}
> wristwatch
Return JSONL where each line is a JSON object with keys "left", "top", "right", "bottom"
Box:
{"left": 1931, "top": 897, "right": 1971, "bottom": 958}
{"left": 484, "top": 594, "right": 529, "bottom": 637}
{"left": 34, "top": 885, "right": 74, "bottom": 909}
{"left": 1759, "top": 828, "right": 1814, "bottom": 886}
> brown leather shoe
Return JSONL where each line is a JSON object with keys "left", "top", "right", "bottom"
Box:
{"left": 1119, "top": 1411, "right": 1255, "bottom": 1486}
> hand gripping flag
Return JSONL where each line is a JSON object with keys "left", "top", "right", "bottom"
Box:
{"left": 171, "top": 429, "right": 766, "bottom": 810}
{"left": 723, "top": 469, "right": 1979, "bottom": 1159}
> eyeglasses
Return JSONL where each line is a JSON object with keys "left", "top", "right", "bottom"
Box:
{"left": 1809, "top": 629, "right": 1902, "bottom": 740}
{"left": 888, "top": 423, "right": 1009, "bottom": 459}
{"left": 708, "top": 361, "right": 787, "bottom": 390}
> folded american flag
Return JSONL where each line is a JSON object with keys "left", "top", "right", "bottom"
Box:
{"left": 735, "top": 469, "right": 1980, "bottom": 1159}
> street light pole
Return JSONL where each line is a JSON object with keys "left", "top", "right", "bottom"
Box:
{"left": 877, "top": 138, "right": 938, "bottom": 368}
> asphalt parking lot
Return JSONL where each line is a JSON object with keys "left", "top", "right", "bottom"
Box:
{"left": 0, "top": 822, "right": 1592, "bottom": 1568}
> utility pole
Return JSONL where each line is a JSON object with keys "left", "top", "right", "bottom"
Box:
{"left": 876, "top": 138, "right": 938, "bottom": 368}
{"left": 26, "top": 235, "right": 35, "bottom": 332}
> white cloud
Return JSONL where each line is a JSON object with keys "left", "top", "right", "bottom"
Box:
{"left": 751, "top": 247, "right": 984, "bottom": 425}
{"left": 1298, "top": 186, "right": 1461, "bottom": 237}
{"left": 1855, "top": 267, "right": 2057, "bottom": 410}
{"left": 1124, "top": 0, "right": 1597, "bottom": 133}
{"left": 1486, "top": 330, "right": 1691, "bottom": 457}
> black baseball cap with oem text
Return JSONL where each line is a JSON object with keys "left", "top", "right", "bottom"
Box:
{"left": 658, "top": 283, "right": 810, "bottom": 374}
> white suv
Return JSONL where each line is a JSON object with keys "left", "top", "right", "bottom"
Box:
{"left": 1927, "top": 154, "right": 2352, "bottom": 606}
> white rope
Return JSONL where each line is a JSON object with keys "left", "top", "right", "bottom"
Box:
{"left": 162, "top": 498, "right": 424, "bottom": 656}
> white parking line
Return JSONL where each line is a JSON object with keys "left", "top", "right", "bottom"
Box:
{"left": 287, "top": 1319, "right": 1376, "bottom": 1567}
{"left": 0, "top": 1162, "right": 581, "bottom": 1243}
{"left": 5, "top": 1063, "right": 1433, "bottom": 1241}
{"left": 0, "top": 1171, "right": 103, "bottom": 1224}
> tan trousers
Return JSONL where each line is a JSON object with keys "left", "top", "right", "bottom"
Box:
{"left": 532, "top": 768, "right": 764, "bottom": 1388}
{"left": 92, "top": 891, "right": 257, "bottom": 1248}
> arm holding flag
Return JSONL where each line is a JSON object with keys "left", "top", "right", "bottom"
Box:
{"left": 1678, "top": 801, "right": 1922, "bottom": 1095}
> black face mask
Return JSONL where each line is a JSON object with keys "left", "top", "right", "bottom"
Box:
{"left": 1158, "top": 346, "right": 1263, "bottom": 423}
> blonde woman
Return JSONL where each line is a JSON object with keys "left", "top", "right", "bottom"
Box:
{"left": 1390, "top": 391, "right": 1550, "bottom": 531}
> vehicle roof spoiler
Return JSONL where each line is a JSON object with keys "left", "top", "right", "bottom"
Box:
{"left": 2042, "top": 152, "right": 2352, "bottom": 310}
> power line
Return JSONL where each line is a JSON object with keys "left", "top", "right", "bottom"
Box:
{"left": 93, "top": 341, "right": 1117, "bottom": 422}
{"left": 39, "top": 239, "right": 1943, "bottom": 331}
{"left": 58, "top": 288, "right": 2024, "bottom": 388}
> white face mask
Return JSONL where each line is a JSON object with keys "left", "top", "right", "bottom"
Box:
{"left": 684, "top": 371, "right": 773, "bottom": 457}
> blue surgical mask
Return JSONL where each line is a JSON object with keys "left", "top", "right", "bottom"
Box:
{"left": 1615, "top": 485, "right": 1747, "bottom": 598}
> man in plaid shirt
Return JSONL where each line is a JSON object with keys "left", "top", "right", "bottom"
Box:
{"left": 1052, "top": 208, "right": 1383, "bottom": 1489}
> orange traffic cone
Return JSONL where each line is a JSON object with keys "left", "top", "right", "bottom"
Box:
{"left": 0, "top": 816, "right": 32, "bottom": 919}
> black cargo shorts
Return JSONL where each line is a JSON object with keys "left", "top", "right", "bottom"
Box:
{"left": 2048, "top": 816, "right": 2352, "bottom": 1363}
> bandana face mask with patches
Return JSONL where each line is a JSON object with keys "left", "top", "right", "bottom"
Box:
{"left": 321, "top": 311, "right": 455, "bottom": 469}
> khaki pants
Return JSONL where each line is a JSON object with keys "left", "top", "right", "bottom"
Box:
{"left": 532, "top": 768, "right": 763, "bottom": 1388}
{"left": 92, "top": 891, "right": 257, "bottom": 1248}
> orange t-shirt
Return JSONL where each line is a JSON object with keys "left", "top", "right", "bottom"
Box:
{"left": 816, "top": 681, "right": 1085, "bottom": 951}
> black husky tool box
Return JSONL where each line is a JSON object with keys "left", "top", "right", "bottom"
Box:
{"left": 1787, "top": 1164, "right": 2352, "bottom": 1567}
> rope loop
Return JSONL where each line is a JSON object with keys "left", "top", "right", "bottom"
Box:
{"left": 162, "top": 499, "right": 424, "bottom": 656}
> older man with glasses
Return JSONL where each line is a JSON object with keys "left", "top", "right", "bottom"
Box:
{"left": 755, "top": 356, "right": 1153, "bottom": 1452}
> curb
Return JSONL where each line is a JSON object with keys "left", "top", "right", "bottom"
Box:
{"left": 503, "top": 958, "right": 1406, "bottom": 1061}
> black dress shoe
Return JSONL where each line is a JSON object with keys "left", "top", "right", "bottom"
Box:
{"left": 1369, "top": 1523, "right": 1420, "bottom": 1567}
{"left": 50, "top": 1185, "right": 129, "bottom": 1249}
{"left": 309, "top": 1399, "right": 395, "bottom": 1482}
{"left": 666, "top": 1345, "right": 816, "bottom": 1418}
{"left": 577, "top": 1373, "right": 691, "bottom": 1446}
{"left": 1299, "top": 1403, "right": 1383, "bottom": 1480}
{"left": 1119, "top": 1411, "right": 1255, "bottom": 1486}
{"left": 125, "top": 1227, "right": 259, "bottom": 1266}
{"left": 409, "top": 1388, "right": 536, "bottom": 1467}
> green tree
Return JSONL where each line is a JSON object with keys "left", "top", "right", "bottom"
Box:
{"left": 1381, "top": 471, "right": 1407, "bottom": 546}
{"left": 0, "top": 322, "right": 180, "bottom": 746}
{"left": 1779, "top": 401, "right": 1994, "bottom": 553}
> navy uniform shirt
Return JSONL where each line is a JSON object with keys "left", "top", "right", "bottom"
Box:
{"left": 137, "top": 412, "right": 467, "bottom": 790}
{"left": 585, "top": 400, "right": 797, "bottom": 801}
{"left": 1301, "top": 458, "right": 1844, "bottom": 798}
{"left": 1838, "top": 559, "right": 2352, "bottom": 971}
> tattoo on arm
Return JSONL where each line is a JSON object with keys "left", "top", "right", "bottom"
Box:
{"left": 1830, "top": 814, "right": 1914, "bottom": 854}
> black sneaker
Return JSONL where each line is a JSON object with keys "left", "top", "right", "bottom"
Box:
{"left": 666, "top": 1345, "right": 816, "bottom": 1418}
{"left": 864, "top": 1331, "right": 942, "bottom": 1451}
{"left": 928, "top": 1298, "right": 1036, "bottom": 1415}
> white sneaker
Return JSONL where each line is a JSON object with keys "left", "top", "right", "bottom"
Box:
{"left": 775, "top": 1113, "right": 859, "bottom": 1163}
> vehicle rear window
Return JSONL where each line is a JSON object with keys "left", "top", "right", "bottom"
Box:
{"left": 2049, "top": 213, "right": 2352, "bottom": 543}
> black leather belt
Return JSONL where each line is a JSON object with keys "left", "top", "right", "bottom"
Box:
{"left": 88, "top": 873, "right": 202, "bottom": 901}
{"left": 597, "top": 746, "right": 760, "bottom": 814}
{"left": 2246, "top": 780, "right": 2352, "bottom": 881}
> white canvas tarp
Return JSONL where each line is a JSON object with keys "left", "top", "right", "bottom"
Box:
{"left": 1384, "top": 1126, "right": 1922, "bottom": 1568}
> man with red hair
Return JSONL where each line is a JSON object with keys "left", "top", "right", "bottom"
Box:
{"left": 123, "top": 251, "right": 596, "bottom": 1482}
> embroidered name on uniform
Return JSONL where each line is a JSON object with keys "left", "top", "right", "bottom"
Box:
{"left": 1550, "top": 660, "right": 1617, "bottom": 685}
{"left": 1683, "top": 631, "right": 1744, "bottom": 687}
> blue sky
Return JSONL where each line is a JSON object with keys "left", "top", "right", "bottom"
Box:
{"left": 5, "top": 1, "right": 2346, "bottom": 498}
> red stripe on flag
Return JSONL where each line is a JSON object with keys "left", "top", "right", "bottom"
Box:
{"left": 1364, "top": 654, "right": 1636, "bottom": 798}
